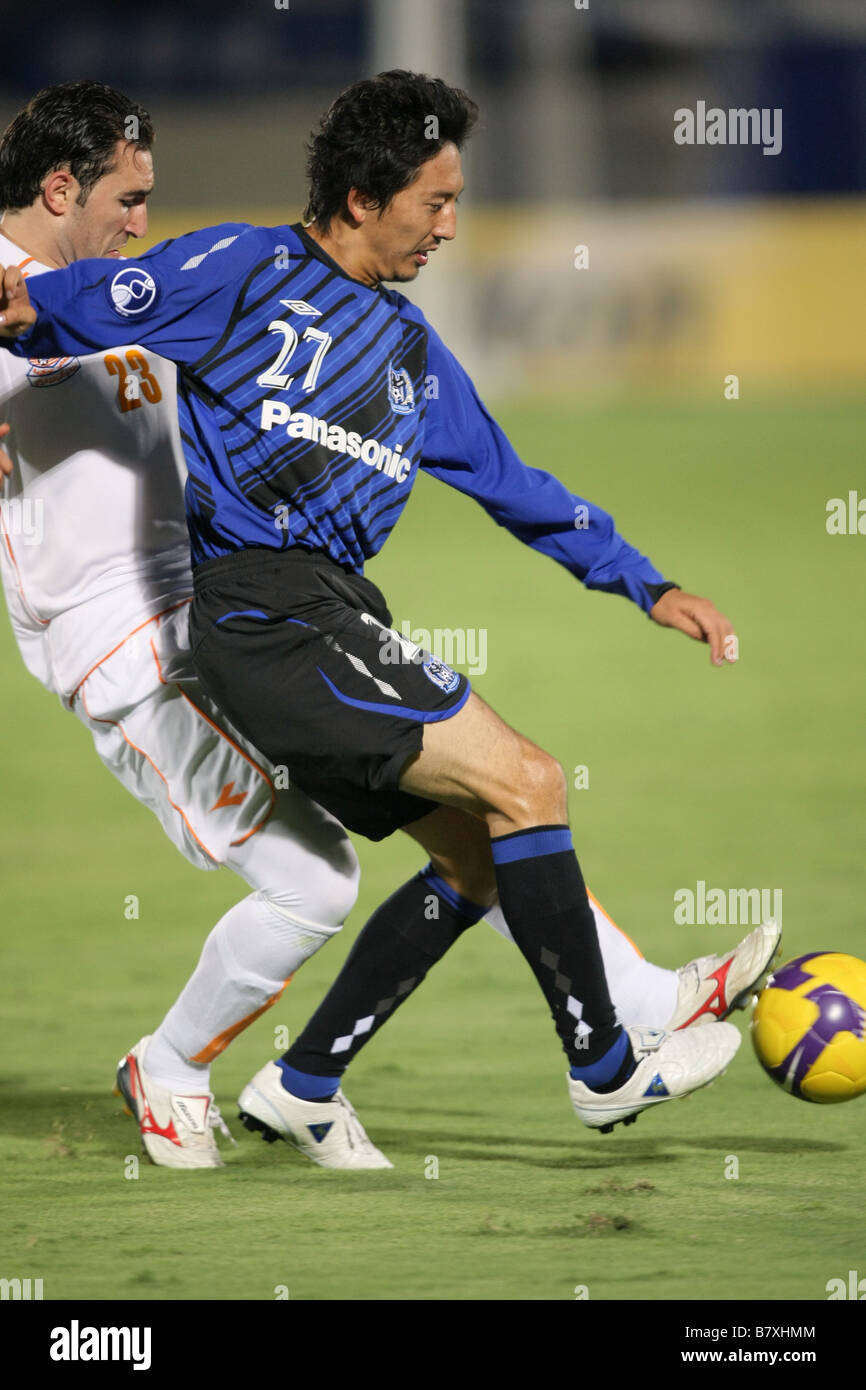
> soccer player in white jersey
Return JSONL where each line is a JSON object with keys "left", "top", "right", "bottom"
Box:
{"left": 0, "top": 81, "right": 780, "bottom": 1171}
{"left": 0, "top": 82, "right": 364, "bottom": 1168}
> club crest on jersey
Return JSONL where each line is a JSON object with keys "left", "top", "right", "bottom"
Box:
{"left": 26, "top": 355, "right": 81, "bottom": 387}
{"left": 108, "top": 266, "right": 158, "bottom": 318}
{"left": 388, "top": 363, "right": 415, "bottom": 414}
{"left": 422, "top": 654, "right": 460, "bottom": 694}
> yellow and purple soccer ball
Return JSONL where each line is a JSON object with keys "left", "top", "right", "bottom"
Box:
{"left": 750, "top": 952, "right": 866, "bottom": 1103}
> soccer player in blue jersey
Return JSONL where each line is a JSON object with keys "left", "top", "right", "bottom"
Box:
{"left": 0, "top": 71, "right": 758, "bottom": 1155}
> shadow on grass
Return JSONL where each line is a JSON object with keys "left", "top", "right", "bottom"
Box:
{"left": 662, "top": 1132, "right": 846, "bottom": 1155}
{"left": 363, "top": 1102, "right": 486, "bottom": 1119}
{"left": 368, "top": 1124, "right": 846, "bottom": 1170}
{"left": 1, "top": 1087, "right": 847, "bottom": 1173}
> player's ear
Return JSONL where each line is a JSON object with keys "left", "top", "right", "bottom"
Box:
{"left": 41, "top": 168, "right": 78, "bottom": 216}
{"left": 345, "top": 187, "right": 378, "bottom": 225}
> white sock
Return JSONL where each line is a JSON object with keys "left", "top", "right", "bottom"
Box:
{"left": 144, "top": 791, "right": 359, "bottom": 1090}
{"left": 145, "top": 893, "right": 341, "bottom": 1090}
{"left": 484, "top": 892, "right": 677, "bottom": 1030}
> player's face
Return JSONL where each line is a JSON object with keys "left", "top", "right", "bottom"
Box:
{"left": 62, "top": 140, "right": 154, "bottom": 261}
{"left": 370, "top": 143, "right": 463, "bottom": 283}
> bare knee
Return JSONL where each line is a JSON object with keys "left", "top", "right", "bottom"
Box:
{"left": 489, "top": 743, "right": 567, "bottom": 832}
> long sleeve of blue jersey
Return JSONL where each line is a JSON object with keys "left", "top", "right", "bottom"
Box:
{"left": 420, "top": 325, "right": 674, "bottom": 614}
{"left": 4, "top": 224, "right": 259, "bottom": 365}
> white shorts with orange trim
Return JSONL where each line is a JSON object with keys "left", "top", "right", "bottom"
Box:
{"left": 72, "top": 603, "right": 277, "bottom": 870}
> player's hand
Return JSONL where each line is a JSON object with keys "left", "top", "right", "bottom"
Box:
{"left": 649, "top": 588, "right": 737, "bottom": 666}
{"left": 0, "top": 264, "right": 36, "bottom": 338}
{"left": 0, "top": 422, "right": 13, "bottom": 477}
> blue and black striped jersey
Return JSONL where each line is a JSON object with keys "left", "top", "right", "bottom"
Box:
{"left": 11, "top": 222, "right": 671, "bottom": 610}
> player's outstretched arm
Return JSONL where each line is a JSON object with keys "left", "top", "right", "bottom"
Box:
{"left": 416, "top": 324, "right": 740, "bottom": 667}
{"left": 0, "top": 265, "right": 37, "bottom": 338}
{"left": 649, "top": 587, "right": 737, "bottom": 666}
{"left": 0, "top": 224, "right": 257, "bottom": 364}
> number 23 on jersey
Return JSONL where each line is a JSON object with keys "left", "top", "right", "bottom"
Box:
{"left": 104, "top": 349, "right": 162, "bottom": 413}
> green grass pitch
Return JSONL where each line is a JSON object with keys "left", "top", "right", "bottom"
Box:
{"left": 1, "top": 391, "right": 864, "bottom": 1301}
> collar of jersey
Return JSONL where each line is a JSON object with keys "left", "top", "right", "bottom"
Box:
{"left": 291, "top": 222, "right": 387, "bottom": 296}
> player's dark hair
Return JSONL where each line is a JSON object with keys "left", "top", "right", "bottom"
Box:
{"left": 0, "top": 80, "right": 153, "bottom": 212}
{"left": 304, "top": 70, "right": 478, "bottom": 230}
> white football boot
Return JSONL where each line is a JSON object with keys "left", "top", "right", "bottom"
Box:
{"left": 115, "top": 1036, "right": 235, "bottom": 1169}
{"left": 569, "top": 1020, "right": 741, "bottom": 1133}
{"left": 238, "top": 1061, "right": 393, "bottom": 1170}
{"left": 668, "top": 921, "right": 782, "bottom": 1031}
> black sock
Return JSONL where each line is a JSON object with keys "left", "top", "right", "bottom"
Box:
{"left": 282, "top": 866, "right": 486, "bottom": 1088}
{"left": 491, "top": 825, "right": 626, "bottom": 1071}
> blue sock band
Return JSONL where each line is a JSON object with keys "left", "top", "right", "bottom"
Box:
{"left": 276, "top": 1059, "right": 340, "bottom": 1100}
{"left": 569, "top": 1028, "right": 630, "bottom": 1084}
{"left": 491, "top": 826, "right": 574, "bottom": 865}
{"left": 419, "top": 864, "right": 487, "bottom": 924}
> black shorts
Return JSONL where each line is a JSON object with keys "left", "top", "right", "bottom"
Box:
{"left": 189, "top": 548, "right": 471, "bottom": 841}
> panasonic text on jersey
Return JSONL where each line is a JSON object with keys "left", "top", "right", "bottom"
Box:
{"left": 260, "top": 403, "right": 412, "bottom": 483}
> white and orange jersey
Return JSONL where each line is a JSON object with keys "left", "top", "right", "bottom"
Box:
{"left": 0, "top": 230, "right": 192, "bottom": 698}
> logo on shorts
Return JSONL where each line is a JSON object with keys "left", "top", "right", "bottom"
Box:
{"left": 388, "top": 363, "right": 415, "bottom": 414}
{"left": 210, "top": 781, "right": 248, "bottom": 812}
{"left": 26, "top": 355, "right": 81, "bottom": 386}
{"left": 422, "top": 654, "right": 460, "bottom": 694}
{"left": 108, "top": 266, "right": 158, "bottom": 317}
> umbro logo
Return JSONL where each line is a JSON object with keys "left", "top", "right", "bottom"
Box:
{"left": 280, "top": 299, "right": 321, "bottom": 316}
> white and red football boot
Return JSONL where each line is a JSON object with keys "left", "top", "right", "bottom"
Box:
{"left": 115, "top": 1036, "right": 235, "bottom": 1169}
{"left": 667, "top": 921, "right": 782, "bottom": 1031}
